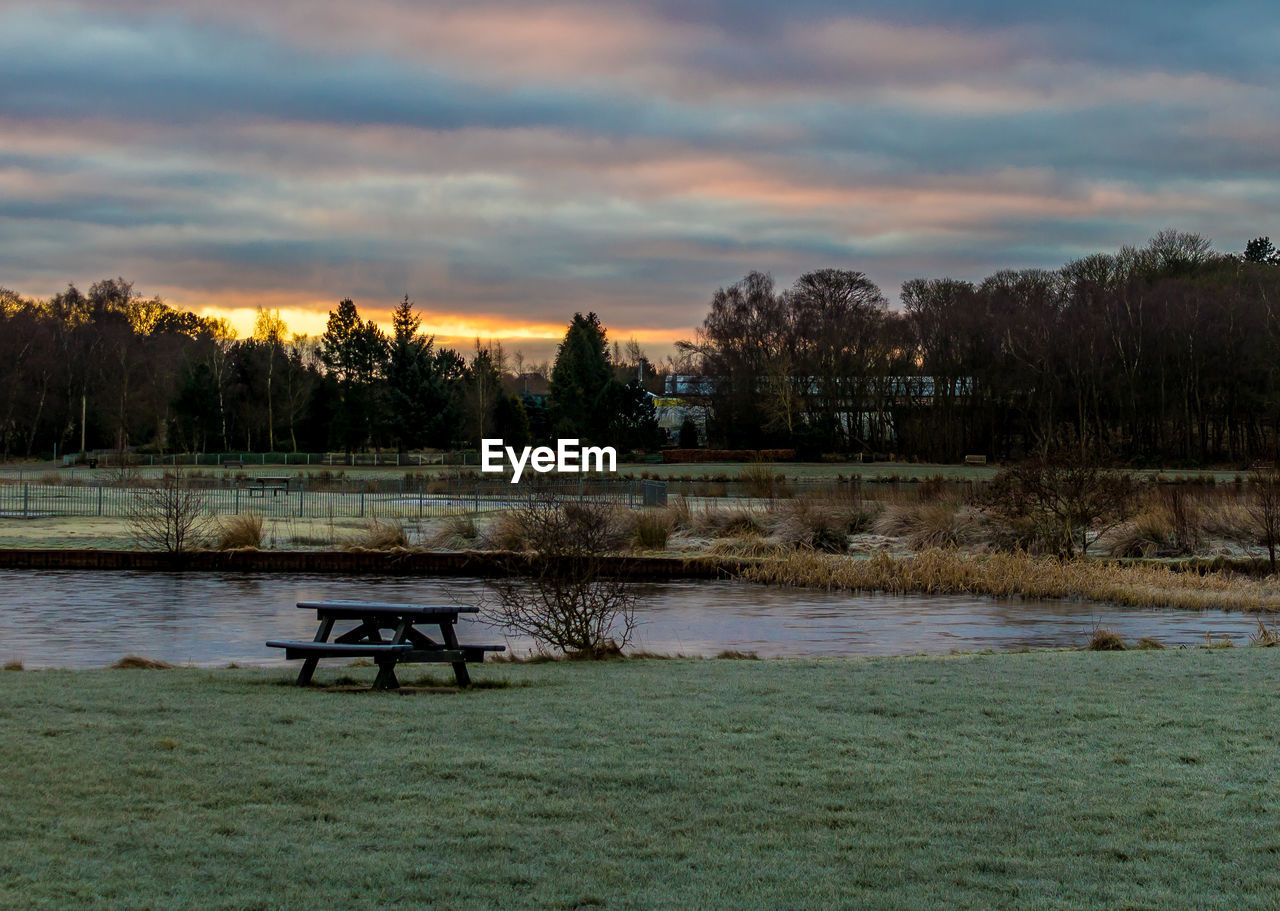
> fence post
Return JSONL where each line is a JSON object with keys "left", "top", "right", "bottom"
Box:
{"left": 360, "top": 491, "right": 365, "bottom": 518}
{"left": 22, "top": 484, "right": 28, "bottom": 518}
{"left": 299, "top": 488, "right": 305, "bottom": 518}
{"left": 474, "top": 485, "right": 479, "bottom": 512}
{"left": 235, "top": 487, "right": 240, "bottom": 515}
{"left": 97, "top": 484, "right": 103, "bottom": 517}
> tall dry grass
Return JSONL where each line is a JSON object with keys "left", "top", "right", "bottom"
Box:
{"left": 873, "top": 499, "right": 981, "bottom": 550}
{"left": 694, "top": 503, "right": 767, "bottom": 538}
{"left": 737, "top": 462, "right": 793, "bottom": 499}
{"left": 741, "top": 548, "right": 1280, "bottom": 613}
{"left": 432, "top": 513, "right": 480, "bottom": 549}
{"left": 770, "top": 496, "right": 868, "bottom": 552}
{"left": 216, "top": 512, "right": 264, "bottom": 550}
{"left": 631, "top": 510, "right": 674, "bottom": 550}
{"left": 346, "top": 518, "right": 410, "bottom": 550}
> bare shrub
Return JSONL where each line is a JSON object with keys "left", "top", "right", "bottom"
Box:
{"left": 982, "top": 453, "right": 1133, "bottom": 558}
{"left": 1135, "top": 637, "right": 1165, "bottom": 650}
{"left": 485, "top": 496, "right": 637, "bottom": 658}
{"left": 3, "top": 660, "right": 22, "bottom": 671}
{"left": 125, "top": 469, "right": 214, "bottom": 553}
{"left": 1249, "top": 468, "right": 1280, "bottom": 572}
{"left": 217, "top": 513, "right": 264, "bottom": 550}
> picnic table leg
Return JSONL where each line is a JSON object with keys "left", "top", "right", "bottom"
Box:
{"left": 297, "top": 616, "right": 335, "bottom": 686}
{"left": 372, "top": 658, "right": 399, "bottom": 690}
{"left": 439, "top": 620, "right": 471, "bottom": 688}
{"left": 369, "top": 617, "right": 412, "bottom": 691}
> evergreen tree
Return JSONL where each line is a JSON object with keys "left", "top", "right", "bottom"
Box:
{"left": 549, "top": 312, "right": 613, "bottom": 442}
{"left": 319, "top": 298, "right": 388, "bottom": 451}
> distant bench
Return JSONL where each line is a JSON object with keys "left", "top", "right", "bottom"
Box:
{"left": 223, "top": 459, "right": 245, "bottom": 469}
{"left": 267, "top": 601, "right": 505, "bottom": 689}
{"left": 963, "top": 454, "right": 987, "bottom": 466}
{"left": 246, "top": 476, "right": 290, "bottom": 496}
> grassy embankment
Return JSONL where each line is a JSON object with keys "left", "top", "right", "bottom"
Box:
{"left": 3, "top": 652, "right": 1279, "bottom": 910}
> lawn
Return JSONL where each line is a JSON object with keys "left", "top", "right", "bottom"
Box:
{"left": 2, "top": 652, "right": 1278, "bottom": 909}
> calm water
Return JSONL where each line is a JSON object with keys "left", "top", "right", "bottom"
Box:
{"left": 0, "top": 570, "right": 1269, "bottom": 668}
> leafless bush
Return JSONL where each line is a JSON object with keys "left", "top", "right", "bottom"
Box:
{"left": 485, "top": 496, "right": 637, "bottom": 658}
{"left": 125, "top": 469, "right": 214, "bottom": 553}
{"left": 982, "top": 453, "right": 1133, "bottom": 558}
{"left": 1249, "top": 468, "right": 1280, "bottom": 572}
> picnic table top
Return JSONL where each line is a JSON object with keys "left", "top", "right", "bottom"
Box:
{"left": 297, "top": 600, "right": 479, "bottom": 618}
{"left": 249, "top": 475, "right": 291, "bottom": 482}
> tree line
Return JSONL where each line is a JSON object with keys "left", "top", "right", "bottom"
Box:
{"left": 683, "top": 232, "right": 1280, "bottom": 465}
{"left": 4, "top": 230, "right": 1280, "bottom": 465}
{"left": 0, "top": 280, "right": 660, "bottom": 460}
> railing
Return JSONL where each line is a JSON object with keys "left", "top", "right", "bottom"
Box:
{"left": 0, "top": 475, "right": 962, "bottom": 520}
{"left": 0, "top": 478, "right": 651, "bottom": 520}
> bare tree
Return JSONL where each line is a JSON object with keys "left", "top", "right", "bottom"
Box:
{"left": 1249, "top": 467, "right": 1280, "bottom": 573}
{"left": 983, "top": 452, "right": 1133, "bottom": 558}
{"left": 126, "top": 467, "right": 214, "bottom": 553}
{"left": 485, "top": 494, "right": 637, "bottom": 657}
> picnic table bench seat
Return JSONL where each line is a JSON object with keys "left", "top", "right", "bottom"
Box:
{"left": 264, "top": 641, "right": 413, "bottom": 658}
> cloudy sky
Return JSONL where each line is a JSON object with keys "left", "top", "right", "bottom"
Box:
{"left": 2, "top": 1, "right": 1277, "bottom": 360}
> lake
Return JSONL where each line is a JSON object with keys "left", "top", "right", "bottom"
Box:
{"left": 0, "top": 570, "right": 1269, "bottom": 668}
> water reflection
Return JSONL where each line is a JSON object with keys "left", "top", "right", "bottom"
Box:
{"left": 0, "top": 570, "right": 1268, "bottom": 668}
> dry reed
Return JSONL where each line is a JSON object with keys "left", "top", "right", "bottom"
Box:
{"left": 741, "top": 548, "right": 1280, "bottom": 613}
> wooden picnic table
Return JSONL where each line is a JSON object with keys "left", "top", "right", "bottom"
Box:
{"left": 267, "top": 600, "right": 505, "bottom": 689}
{"left": 246, "top": 475, "right": 290, "bottom": 496}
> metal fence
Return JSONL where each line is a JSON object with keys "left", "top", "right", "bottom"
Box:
{"left": 0, "top": 478, "right": 656, "bottom": 521}
{"left": 0, "top": 473, "right": 961, "bottom": 520}
{"left": 55, "top": 450, "right": 490, "bottom": 468}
